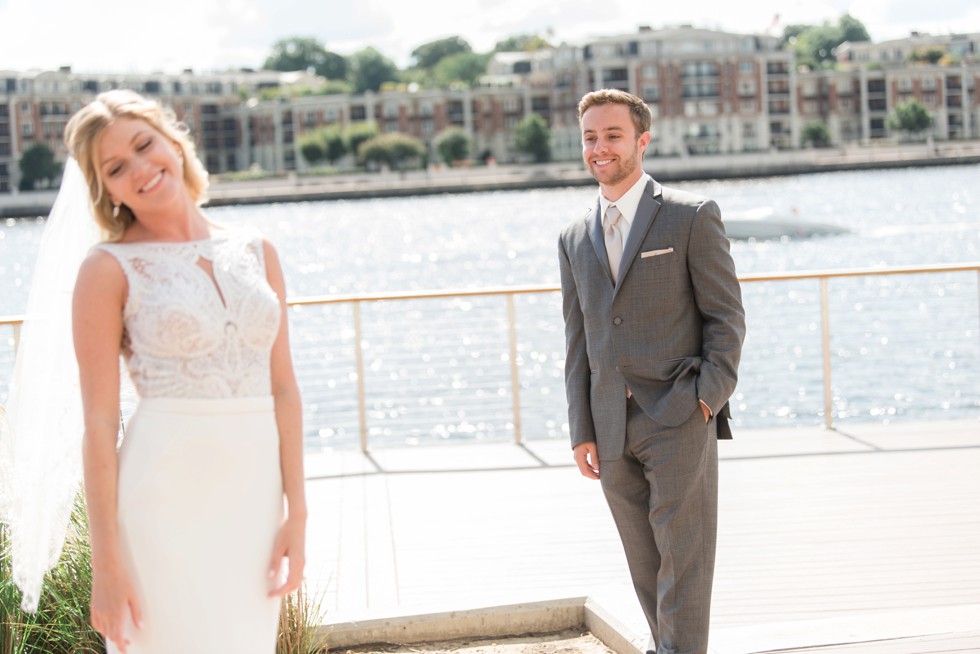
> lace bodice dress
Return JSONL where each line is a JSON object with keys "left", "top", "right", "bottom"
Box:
{"left": 97, "top": 226, "right": 286, "bottom": 654}
{"left": 95, "top": 227, "right": 281, "bottom": 399}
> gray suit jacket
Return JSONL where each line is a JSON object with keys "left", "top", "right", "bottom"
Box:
{"left": 559, "top": 177, "right": 745, "bottom": 462}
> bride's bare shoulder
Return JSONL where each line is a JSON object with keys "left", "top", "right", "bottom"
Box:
{"left": 75, "top": 246, "right": 127, "bottom": 296}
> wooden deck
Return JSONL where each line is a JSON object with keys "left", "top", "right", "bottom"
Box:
{"left": 302, "top": 418, "right": 980, "bottom": 653}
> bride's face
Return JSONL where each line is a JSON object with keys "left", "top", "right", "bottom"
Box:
{"left": 97, "top": 117, "right": 185, "bottom": 215}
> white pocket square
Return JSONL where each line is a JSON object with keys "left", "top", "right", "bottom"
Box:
{"left": 641, "top": 247, "right": 674, "bottom": 258}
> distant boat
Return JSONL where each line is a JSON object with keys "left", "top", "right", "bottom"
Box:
{"left": 723, "top": 207, "right": 850, "bottom": 240}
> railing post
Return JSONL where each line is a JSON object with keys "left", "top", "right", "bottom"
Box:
{"left": 352, "top": 301, "right": 369, "bottom": 453}
{"left": 12, "top": 323, "right": 20, "bottom": 356}
{"left": 507, "top": 294, "right": 523, "bottom": 444}
{"left": 819, "top": 277, "right": 834, "bottom": 429}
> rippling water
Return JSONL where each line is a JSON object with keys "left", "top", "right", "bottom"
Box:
{"left": 2, "top": 164, "right": 978, "bottom": 449}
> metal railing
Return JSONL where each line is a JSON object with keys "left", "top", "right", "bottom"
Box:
{"left": 3, "top": 262, "right": 978, "bottom": 449}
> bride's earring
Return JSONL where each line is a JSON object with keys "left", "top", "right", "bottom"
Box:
{"left": 112, "top": 203, "right": 120, "bottom": 218}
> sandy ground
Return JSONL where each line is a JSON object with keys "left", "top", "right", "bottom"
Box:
{"left": 331, "top": 628, "right": 617, "bottom": 653}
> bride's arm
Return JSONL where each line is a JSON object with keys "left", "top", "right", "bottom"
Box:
{"left": 73, "top": 250, "right": 141, "bottom": 651}
{"left": 263, "top": 239, "right": 307, "bottom": 597}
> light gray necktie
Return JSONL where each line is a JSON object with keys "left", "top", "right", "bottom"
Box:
{"left": 604, "top": 205, "right": 623, "bottom": 283}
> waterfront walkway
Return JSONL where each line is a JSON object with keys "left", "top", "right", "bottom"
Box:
{"left": 303, "top": 418, "right": 980, "bottom": 653}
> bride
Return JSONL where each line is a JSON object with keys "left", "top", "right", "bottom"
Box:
{"left": 6, "top": 89, "right": 307, "bottom": 653}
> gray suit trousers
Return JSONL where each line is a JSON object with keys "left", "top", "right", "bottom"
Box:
{"left": 599, "top": 397, "right": 718, "bottom": 654}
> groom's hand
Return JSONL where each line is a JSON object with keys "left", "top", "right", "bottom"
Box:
{"left": 699, "top": 400, "right": 712, "bottom": 423}
{"left": 573, "top": 442, "right": 600, "bottom": 480}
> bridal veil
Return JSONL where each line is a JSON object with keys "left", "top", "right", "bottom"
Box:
{"left": 0, "top": 158, "right": 100, "bottom": 611}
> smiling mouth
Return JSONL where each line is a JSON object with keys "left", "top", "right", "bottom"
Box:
{"left": 592, "top": 159, "right": 615, "bottom": 167}
{"left": 140, "top": 171, "right": 164, "bottom": 192}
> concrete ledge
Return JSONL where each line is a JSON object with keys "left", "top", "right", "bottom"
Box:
{"left": 321, "top": 596, "right": 645, "bottom": 653}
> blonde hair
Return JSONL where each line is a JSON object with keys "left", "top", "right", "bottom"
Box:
{"left": 578, "top": 89, "right": 653, "bottom": 137}
{"left": 64, "top": 89, "right": 209, "bottom": 242}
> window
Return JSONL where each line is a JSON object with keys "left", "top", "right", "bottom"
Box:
{"left": 682, "top": 62, "right": 718, "bottom": 78}
{"left": 642, "top": 65, "right": 658, "bottom": 78}
{"left": 682, "top": 81, "right": 719, "bottom": 98}
{"left": 603, "top": 68, "right": 628, "bottom": 84}
{"left": 738, "top": 60, "right": 754, "bottom": 74}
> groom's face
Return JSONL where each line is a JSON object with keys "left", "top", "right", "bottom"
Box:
{"left": 581, "top": 103, "right": 650, "bottom": 196}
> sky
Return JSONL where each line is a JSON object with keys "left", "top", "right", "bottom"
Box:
{"left": 2, "top": 0, "right": 979, "bottom": 74}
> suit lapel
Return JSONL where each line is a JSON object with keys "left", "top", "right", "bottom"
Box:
{"left": 586, "top": 200, "right": 615, "bottom": 284}
{"left": 614, "top": 178, "right": 662, "bottom": 295}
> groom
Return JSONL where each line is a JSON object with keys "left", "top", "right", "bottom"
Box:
{"left": 558, "top": 89, "right": 745, "bottom": 654}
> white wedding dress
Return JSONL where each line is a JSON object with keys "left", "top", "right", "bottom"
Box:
{"left": 95, "top": 227, "right": 284, "bottom": 653}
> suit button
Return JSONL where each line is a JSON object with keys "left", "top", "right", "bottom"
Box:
{"left": 613, "top": 317, "right": 623, "bottom": 325}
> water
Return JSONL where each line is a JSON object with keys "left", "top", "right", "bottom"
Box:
{"left": 2, "top": 164, "right": 978, "bottom": 449}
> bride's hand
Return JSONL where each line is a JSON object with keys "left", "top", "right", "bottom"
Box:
{"left": 90, "top": 564, "right": 142, "bottom": 652}
{"left": 267, "top": 514, "right": 306, "bottom": 597}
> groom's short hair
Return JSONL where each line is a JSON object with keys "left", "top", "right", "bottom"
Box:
{"left": 578, "top": 89, "right": 653, "bottom": 136}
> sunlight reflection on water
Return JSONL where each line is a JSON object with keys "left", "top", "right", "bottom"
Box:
{"left": 1, "top": 165, "right": 978, "bottom": 448}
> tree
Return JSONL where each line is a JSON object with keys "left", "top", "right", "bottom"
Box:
{"left": 298, "top": 125, "right": 347, "bottom": 166}
{"left": 513, "top": 113, "right": 551, "bottom": 163}
{"left": 344, "top": 121, "right": 380, "bottom": 157}
{"left": 264, "top": 36, "right": 347, "bottom": 80}
{"left": 348, "top": 47, "right": 399, "bottom": 93}
{"left": 411, "top": 36, "right": 472, "bottom": 69}
{"left": 321, "top": 125, "right": 347, "bottom": 164}
{"left": 358, "top": 133, "right": 426, "bottom": 170}
{"left": 434, "top": 127, "right": 472, "bottom": 165}
{"left": 910, "top": 47, "right": 945, "bottom": 64}
{"left": 801, "top": 122, "right": 832, "bottom": 148}
{"left": 494, "top": 34, "right": 553, "bottom": 52}
{"left": 433, "top": 52, "right": 491, "bottom": 88}
{"left": 838, "top": 14, "right": 870, "bottom": 43}
{"left": 887, "top": 99, "right": 933, "bottom": 140}
{"left": 18, "top": 143, "right": 61, "bottom": 191}
{"left": 787, "top": 23, "right": 843, "bottom": 69}
{"left": 299, "top": 132, "right": 326, "bottom": 166}
{"left": 782, "top": 13, "right": 870, "bottom": 70}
